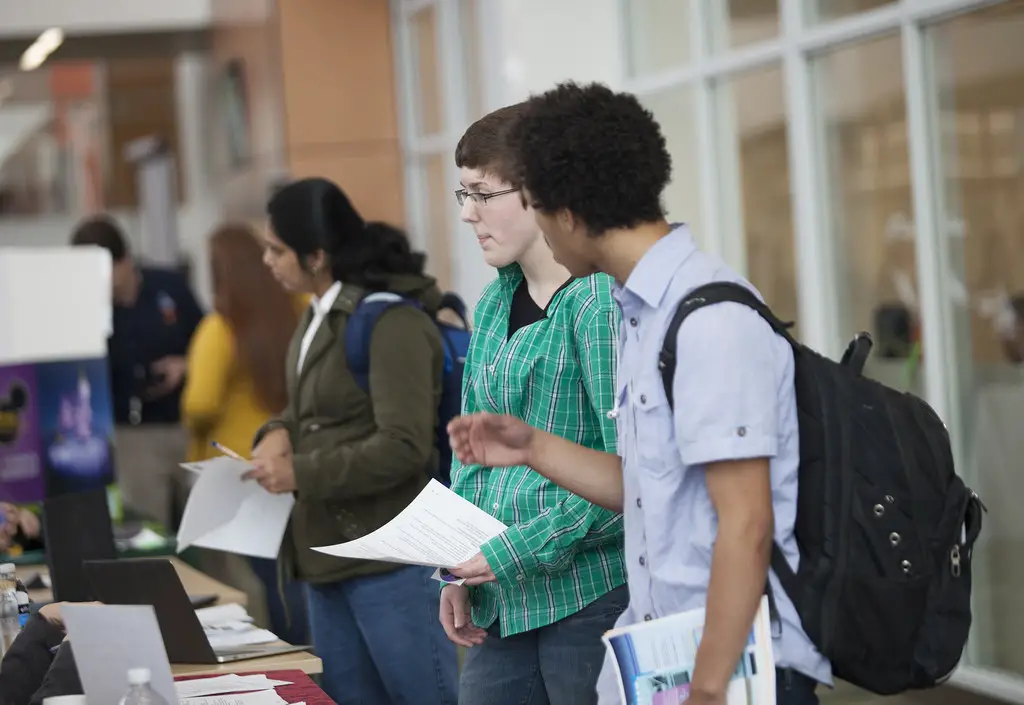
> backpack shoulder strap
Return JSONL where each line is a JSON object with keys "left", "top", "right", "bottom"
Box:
{"left": 659, "top": 281, "right": 795, "bottom": 410}
{"left": 345, "top": 292, "right": 412, "bottom": 393}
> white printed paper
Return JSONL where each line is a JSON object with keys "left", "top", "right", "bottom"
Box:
{"left": 61, "top": 604, "right": 177, "bottom": 705}
{"left": 602, "top": 596, "right": 776, "bottom": 705}
{"left": 180, "top": 690, "right": 288, "bottom": 705}
{"left": 177, "top": 456, "right": 294, "bottom": 559}
{"left": 195, "top": 603, "right": 252, "bottom": 628}
{"left": 175, "top": 674, "right": 292, "bottom": 698}
{"left": 313, "top": 480, "right": 507, "bottom": 569}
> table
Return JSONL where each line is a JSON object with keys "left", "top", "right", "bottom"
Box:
{"left": 176, "top": 668, "right": 332, "bottom": 702}
{"left": 16, "top": 557, "right": 248, "bottom": 607}
{"left": 171, "top": 650, "right": 323, "bottom": 677}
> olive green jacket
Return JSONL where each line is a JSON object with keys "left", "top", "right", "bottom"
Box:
{"left": 255, "top": 274, "right": 444, "bottom": 584}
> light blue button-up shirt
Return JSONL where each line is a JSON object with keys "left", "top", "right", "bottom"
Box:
{"left": 596, "top": 225, "right": 832, "bottom": 703}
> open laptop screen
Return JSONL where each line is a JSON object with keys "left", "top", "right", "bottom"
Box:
{"left": 42, "top": 488, "right": 116, "bottom": 602}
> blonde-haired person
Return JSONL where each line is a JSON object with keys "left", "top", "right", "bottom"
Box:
{"left": 181, "top": 223, "right": 306, "bottom": 644}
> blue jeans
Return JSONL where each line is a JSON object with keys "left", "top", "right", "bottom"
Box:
{"left": 305, "top": 566, "right": 458, "bottom": 705}
{"left": 459, "top": 584, "right": 630, "bottom": 705}
{"left": 777, "top": 668, "right": 819, "bottom": 705}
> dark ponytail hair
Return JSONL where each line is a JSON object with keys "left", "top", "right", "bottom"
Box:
{"left": 266, "top": 177, "right": 427, "bottom": 291}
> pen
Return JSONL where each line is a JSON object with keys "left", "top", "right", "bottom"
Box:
{"left": 210, "top": 441, "right": 246, "bottom": 462}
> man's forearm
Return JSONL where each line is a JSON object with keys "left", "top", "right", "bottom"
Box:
{"left": 690, "top": 525, "right": 773, "bottom": 698}
{"left": 526, "top": 430, "right": 624, "bottom": 512}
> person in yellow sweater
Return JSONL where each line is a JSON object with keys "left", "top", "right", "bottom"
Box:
{"left": 181, "top": 222, "right": 307, "bottom": 643}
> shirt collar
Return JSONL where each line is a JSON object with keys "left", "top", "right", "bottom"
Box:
{"left": 620, "top": 223, "right": 697, "bottom": 308}
{"left": 310, "top": 281, "right": 342, "bottom": 317}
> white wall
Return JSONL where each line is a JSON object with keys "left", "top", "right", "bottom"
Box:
{"left": 0, "top": 0, "right": 212, "bottom": 38}
{"left": 482, "top": 0, "right": 625, "bottom": 109}
{"left": 437, "top": 0, "right": 626, "bottom": 308}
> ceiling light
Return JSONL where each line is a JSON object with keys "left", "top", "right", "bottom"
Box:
{"left": 19, "top": 27, "right": 64, "bottom": 72}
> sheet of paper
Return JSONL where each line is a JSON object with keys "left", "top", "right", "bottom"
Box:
{"left": 313, "top": 479, "right": 508, "bottom": 569}
{"left": 62, "top": 604, "right": 177, "bottom": 705}
{"left": 206, "top": 627, "right": 279, "bottom": 650}
{"left": 177, "top": 456, "right": 294, "bottom": 559}
{"left": 602, "top": 596, "right": 776, "bottom": 705}
{"left": 180, "top": 690, "right": 288, "bottom": 705}
{"left": 196, "top": 602, "right": 252, "bottom": 627}
{"left": 175, "top": 674, "right": 292, "bottom": 698}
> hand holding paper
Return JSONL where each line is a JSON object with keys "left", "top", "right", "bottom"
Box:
{"left": 312, "top": 480, "right": 507, "bottom": 576}
{"left": 177, "top": 456, "right": 294, "bottom": 559}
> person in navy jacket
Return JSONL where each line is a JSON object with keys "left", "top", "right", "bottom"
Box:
{"left": 71, "top": 215, "right": 203, "bottom": 528}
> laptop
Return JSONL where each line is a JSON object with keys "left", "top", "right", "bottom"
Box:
{"left": 42, "top": 489, "right": 117, "bottom": 602}
{"left": 39, "top": 489, "right": 217, "bottom": 608}
{"left": 83, "top": 557, "right": 312, "bottom": 664}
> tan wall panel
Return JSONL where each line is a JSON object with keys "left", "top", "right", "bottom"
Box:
{"left": 287, "top": 145, "right": 405, "bottom": 225}
{"left": 277, "top": 0, "right": 400, "bottom": 148}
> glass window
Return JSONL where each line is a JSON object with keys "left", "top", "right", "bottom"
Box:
{"left": 639, "top": 86, "right": 704, "bottom": 248}
{"left": 928, "top": 0, "right": 1024, "bottom": 678}
{"left": 412, "top": 7, "right": 443, "bottom": 136}
{"left": 625, "top": 0, "right": 693, "bottom": 77}
{"left": 806, "top": 0, "right": 894, "bottom": 24}
{"left": 423, "top": 152, "right": 453, "bottom": 290}
{"left": 816, "top": 34, "right": 920, "bottom": 393}
{"left": 711, "top": 0, "right": 779, "bottom": 52}
{"left": 717, "top": 64, "right": 799, "bottom": 329}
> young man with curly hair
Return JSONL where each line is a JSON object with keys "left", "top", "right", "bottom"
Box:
{"left": 447, "top": 83, "right": 831, "bottom": 705}
{"left": 441, "top": 103, "right": 628, "bottom": 705}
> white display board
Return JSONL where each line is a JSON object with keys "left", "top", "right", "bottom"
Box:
{"left": 0, "top": 247, "right": 112, "bottom": 366}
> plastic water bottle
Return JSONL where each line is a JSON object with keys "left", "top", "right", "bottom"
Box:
{"left": 118, "top": 667, "right": 169, "bottom": 705}
{"left": 14, "top": 577, "right": 30, "bottom": 629}
{"left": 0, "top": 563, "right": 19, "bottom": 654}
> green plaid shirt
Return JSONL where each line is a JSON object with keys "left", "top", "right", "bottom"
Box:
{"left": 451, "top": 265, "right": 626, "bottom": 636}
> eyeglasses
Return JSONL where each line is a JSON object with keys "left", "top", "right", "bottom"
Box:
{"left": 454, "top": 187, "right": 518, "bottom": 206}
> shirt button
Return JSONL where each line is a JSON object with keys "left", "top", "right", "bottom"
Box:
{"left": 640, "top": 394, "right": 647, "bottom": 404}
{"left": 493, "top": 503, "right": 500, "bottom": 510}
{"left": 516, "top": 574, "right": 525, "bottom": 582}
{"left": 638, "top": 556, "right": 646, "bottom": 567}
{"left": 644, "top": 614, "right": 653, "bottom": 622}
{"left": 629, "top": 317, "right": 638, "bottom": 327}
{"left": 636, "top": 497, "right": 642, "bottom": 509}
{"left": 737, "top": 426, "right": 747, "bottom": 437}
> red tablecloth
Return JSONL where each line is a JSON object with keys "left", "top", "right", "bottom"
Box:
{"left": 175, "top": 669, "right": 335, "bottom": 705}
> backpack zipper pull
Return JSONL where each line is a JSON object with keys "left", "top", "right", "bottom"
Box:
{"left": 950, "top": 544, "right": 962, "bottom": 577}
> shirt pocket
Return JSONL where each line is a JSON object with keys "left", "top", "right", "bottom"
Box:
{"left": 632, "top": 373, "right": 680, "bottom": 475}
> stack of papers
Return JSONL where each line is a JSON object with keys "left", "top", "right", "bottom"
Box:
{"left": 175, "top": 674, "right": 293, "bottom": 699}
{"left": 602, "top": 596, "right": 776, "bottom": 705}
{"left": 179, "top": 692, "right": 288, "bottom": 705}
{"left": 196, "top": 602, "right": 279, "bottom": 651}
{"left": 312, "top": 479, "right": 507, "bottom": 584}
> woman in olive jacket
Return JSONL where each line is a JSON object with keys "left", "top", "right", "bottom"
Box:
{"left": 249, "top": 178, "right": 457, "bottom": 705}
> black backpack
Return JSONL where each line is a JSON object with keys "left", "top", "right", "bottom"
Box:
{"left": 658, "top": 281, "right": 985, "bottom": 695}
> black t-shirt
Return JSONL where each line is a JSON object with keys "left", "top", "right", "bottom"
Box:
{"left": 507, "top": 278, "right": 573, "bottom": 338}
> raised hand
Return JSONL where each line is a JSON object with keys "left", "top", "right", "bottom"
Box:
{"left": 447, "top": 412, "right": 535, "bottom": 468}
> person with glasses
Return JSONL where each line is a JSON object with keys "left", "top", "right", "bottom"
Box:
{"left": 446, "top": 83, "right": 831, "bottom": 705}
{"left": 440, "top": 103, "right": 628, "bottom": 705}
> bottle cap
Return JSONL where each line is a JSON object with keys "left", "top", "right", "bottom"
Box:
{"left": 127, "top": 667, "right": 151, "bottom": 685}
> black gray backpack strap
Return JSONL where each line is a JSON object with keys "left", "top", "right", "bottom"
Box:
{"left": 659, "top": 282, "right": 796, "bottom": 409}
